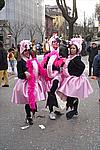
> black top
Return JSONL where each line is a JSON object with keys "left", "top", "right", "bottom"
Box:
{"left": 87, "top": 46, "right": 98, "bottom": 63}
{"left": 68, "top": 56, "right": 85, "bottom": 77}
{"left": 17, "top": 58, "right": 27, "bottom": 79}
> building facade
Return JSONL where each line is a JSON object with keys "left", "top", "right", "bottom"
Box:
{"left": 45, "top": 14, "right": 54, "bottom": 38}
{"left": 0, "top": 0, "right": 45, "bottom": 47}
{"left": 45, "top": 5, "right": 69, "bottom": 39}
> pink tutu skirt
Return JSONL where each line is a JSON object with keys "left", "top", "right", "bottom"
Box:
{"left": 11, "top": 78, "right": 46, "bottom": 105}
{"left": 11, "top": 79, "right": 28, "bottom": 104}
{"left": 58, "top": 74, "right": 93, "bottom": 99}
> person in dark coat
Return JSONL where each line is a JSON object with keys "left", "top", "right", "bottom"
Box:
{"left": 87, "top": 42, "right": 98, "bottom": 76}
{"left": 0, "top": 41, "right": 9, "bottom": 87}
{"left": 91, "top": 49, "right": 100, "bottom": 102}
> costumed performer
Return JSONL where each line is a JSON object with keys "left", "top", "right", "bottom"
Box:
{"left": 41, "top": 38, "right": 68, "bottom": 120}
{"left": 11, "top": 40, "right": 45, "bottom": 125}
{"left": 58, "top": 41, "right": 93, "bottom": 119}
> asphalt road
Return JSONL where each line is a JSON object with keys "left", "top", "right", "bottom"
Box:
{"left": 0, "top": 56, "right": 100, "bottom": 150}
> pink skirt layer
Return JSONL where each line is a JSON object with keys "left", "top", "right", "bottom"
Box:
{"left": 11, "top": 79, "right": 46, "bottom": 105}
{"left": 58, "top": 74, "right": 93, "bottom": 99}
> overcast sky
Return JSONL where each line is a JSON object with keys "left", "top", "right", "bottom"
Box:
{"left": 44, "top": 0, "right": 100, "bottom": 24}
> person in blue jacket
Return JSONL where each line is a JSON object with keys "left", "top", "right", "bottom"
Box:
{"left": 91, "top": 49, "right": 100, "bottom": 102}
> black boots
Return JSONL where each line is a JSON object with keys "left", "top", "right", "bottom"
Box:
{"left": 66, "top": 97, "right": 79, "bottom": 120}
{"left": 25, "top": 104, "right": 37, "bottom": 125}
{"left": 66, "top": 110, "right": 78, "bottom": 120}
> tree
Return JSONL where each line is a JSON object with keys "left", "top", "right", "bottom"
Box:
{"left": 9, "top": 22, "right": 26, "bottom": 46}
{"left": 0, "top": 0, "right": 5, "bottom": 11}
{"left": 28, "top": 25, "right": 37, "bottom": 41}
{"left": 56, "top": 0, "right": 78, "bottom": 39}
{"left": 95, "top": 3, "right": 100, "bottom": 18}
{"left": 36, "top": 24, "right": 46, "bottom": 42}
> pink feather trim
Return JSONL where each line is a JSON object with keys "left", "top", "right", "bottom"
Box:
{"left": 35, "top": 58, "right": 50, "bottom": 81}
{"left": 26, "top": 59, "right": 36, "bottom": 110}
{"left": 54, "top": 57, "right": 65, "bottom": 67}
{"left": 41, "top": 50, "right": 58, "bottom": 67}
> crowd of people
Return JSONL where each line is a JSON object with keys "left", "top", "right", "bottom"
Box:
{"left": 0, "top": 34, "right": 100, "bottom": 125}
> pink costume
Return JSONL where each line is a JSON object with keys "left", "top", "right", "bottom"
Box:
{"left": 58, "top": 55, "right": 93, "bottom": 99}
{"left": 40, "top": 50, "right": 64, "bottom": 92}
{"left": 11, "top": 58, "right": 46, "bottom": 109}
{"left": 11, "top": 78, "right": 29, "bottom": 104}
{"left": 27, "top": 58, "right": 46, "bottom": 102}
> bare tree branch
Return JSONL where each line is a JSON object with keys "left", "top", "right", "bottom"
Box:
{"left": 36, "top": 24, "right": 46, "bottom": 42}
{"left": 9, "top": 22, "right": 26, "bottom": 46}
{"left": 56, "top": 0, "right": 78, "bottom": 39}
{"left": 28, "top": 25, "right": 36, "bottom": 41}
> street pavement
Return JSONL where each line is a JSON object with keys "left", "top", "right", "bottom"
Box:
{"left": 0, "top": 55, "right": 100, "bottom": 150}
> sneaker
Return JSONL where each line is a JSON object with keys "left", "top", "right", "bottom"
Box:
{"left": 26, "top": 117, "right": 33, "bottom": 125}
{"left": 2, "top": 84, "right": 9, "bottom": 87}
{"left": 49, "top": 112, "right": 56, "bottom": 120}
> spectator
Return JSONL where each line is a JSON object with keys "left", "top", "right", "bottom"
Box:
{"left": 91, "top": 49, "right": 100, "bottom": 102}
{"left": 0, "top": 41, "right": 9, "bottom": 87}
{"left": 87, "top": 42, "right": 98, "bottom": 76}
{"left": 85, "top": 34, "right": 91, "bottom": 50}
{"left": 36, "top": 42, "right": 42, "bottom": 55}
{"left": 8, "top": 48, "right": 15, "bottom": 73}
{"left": 43, "top": 38, "right": 50, "bottom": 53}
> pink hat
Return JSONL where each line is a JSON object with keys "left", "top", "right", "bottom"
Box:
{"left": 20, "top": 40, "right": 31, "bottom": 54}
{"left": 70, "top": 37, "right": 83, "bottom": 52}
{"left": 69, "top": 40, "right": 80, "bottom": 50}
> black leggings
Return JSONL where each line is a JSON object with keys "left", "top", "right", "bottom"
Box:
{"left": 25, "top": 104, "right": 31, "bottom": 118}
{"left": 47, "top": 79, "right": 59, "bottom": 112}
{"left": 89, "top": 61, "right": 93, "bottom": 76}
{"left": 73, "top": 98, "right": 78, "bottom": 111}
{"left": 50, "top": 79, "right": 59, "bottom": 94}
{"left": 25, "top": 103, "right": 37, "bottom": 118}
{"left": 66, "top": 97, "right": 79, "bottom": 112}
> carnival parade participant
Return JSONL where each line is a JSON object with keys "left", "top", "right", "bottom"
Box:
{"left": 11, "top": 40, "right": 45, "bottom": 125}
{"left": 87, "top": 42, "right": 98, "bottom": 76}
{"left": 26, "top": 50, "right": 46, "bottom": 109}
{"left": 48, "top": 34, "right": 60, "bottom": 52}
{"left": 70, "top": 35, "right": 83, "bottom": 53}
{"left": 58, "top": 41, "right": 93, "bottom": 119}
{"left": 0, "top": 41, "right": 9, "bottom": 87}
{"left": 41, "top": 37, "right": 68, "bottom": 120}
